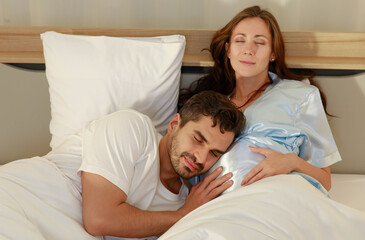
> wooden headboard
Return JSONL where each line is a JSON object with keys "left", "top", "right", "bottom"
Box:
{"left": 0, "top": 26, "right": 364, "bottom": 70}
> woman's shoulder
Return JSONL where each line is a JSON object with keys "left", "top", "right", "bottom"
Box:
{"left": 275, "top": 78, "right": 318, "bottom": 94}
{"left": 269, "top": 72, "right": 315, "bottom": 90}
{"left": 264, "top": 75, "right": 319, "bottom": 107}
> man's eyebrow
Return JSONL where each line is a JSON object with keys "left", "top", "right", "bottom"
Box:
{"left": 194, "top": 130, "right": 226, "bottom": 155}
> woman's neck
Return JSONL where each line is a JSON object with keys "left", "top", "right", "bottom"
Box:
{"left": 230, "top": 74, "right": 271, "bottom": 111}
{"left": 234, "top": 73, "right": 270, "bottom": 97}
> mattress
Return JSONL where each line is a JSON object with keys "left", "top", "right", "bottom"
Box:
{"left": 330, "top": 173, "right": 365, "bottom": 212}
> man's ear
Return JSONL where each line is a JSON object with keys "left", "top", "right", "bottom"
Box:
{"left": 167, "top": 113, "right": 181, "bottom": 133}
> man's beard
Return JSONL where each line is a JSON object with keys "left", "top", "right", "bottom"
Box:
{"left": 168, "top": 134, "right": 204, "bottom": 179}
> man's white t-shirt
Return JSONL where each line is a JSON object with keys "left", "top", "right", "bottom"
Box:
{"left": 47, "top": 109, "right": 188, "bottom": 213}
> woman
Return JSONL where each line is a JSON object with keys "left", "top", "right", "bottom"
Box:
{"left": 180, "top": 6, "right": 341, "bottom": 193}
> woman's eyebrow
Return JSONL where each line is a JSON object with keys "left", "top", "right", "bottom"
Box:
{"left": 254, "top": 34, "right": 269, "bottom": 40}
{"left": 234, "top": 33, "right": 269, "bottom": 40}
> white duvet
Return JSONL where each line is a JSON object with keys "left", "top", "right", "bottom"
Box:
{"left": 1, "top": 157, "right": 365, "bottom": 240}
{"left": 159, "top": 174, "right": 365, "bottom": 240}
{"left": 0, "top": 157, "right": 100, "bottom": 240}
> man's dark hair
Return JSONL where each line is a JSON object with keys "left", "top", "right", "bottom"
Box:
{"left": 179, "top": 90, "right": 245, "bottom": 137}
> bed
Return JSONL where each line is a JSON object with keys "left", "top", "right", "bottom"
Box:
{"left": 0, "top": 26, "right": 365, "bottom": 239}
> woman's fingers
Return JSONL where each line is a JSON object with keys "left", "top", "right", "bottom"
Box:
{"left": 245, "top": 171, "right": 266, "bottom": 186}
{"left": 249, "top": 146, "right": 273, "bottom": 156}
{"left": 241, "top": 164, "right": 263, "bottom": 186}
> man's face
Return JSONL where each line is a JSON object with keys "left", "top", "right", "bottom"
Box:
{"left": 168, "top": 116, "right": 234, "bottom": 179}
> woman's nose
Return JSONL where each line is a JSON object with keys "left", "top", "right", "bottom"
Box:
{"left": 243, "top": 43, "right": 255, "bottom": 55}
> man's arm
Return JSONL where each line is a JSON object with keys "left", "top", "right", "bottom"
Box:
{"left": 81, "top": 167, "right": 232, "bottom": 238}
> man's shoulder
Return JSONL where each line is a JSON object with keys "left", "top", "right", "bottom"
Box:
{"left": 94, "top": 109, "right": 152, "bottom": 126}
{"left": 82, "top": 109, "right": 157, "bottom": 141}
{"left": 108, "top": 108, "right": 149, "bottom": 118}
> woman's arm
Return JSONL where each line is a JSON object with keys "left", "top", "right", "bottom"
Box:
{"left": 240, "top": 147, "right": 332, "bottom": 191}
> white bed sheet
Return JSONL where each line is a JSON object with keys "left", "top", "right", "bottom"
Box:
{"left": 330, "top": 173, "right": 365, "bottom": 212}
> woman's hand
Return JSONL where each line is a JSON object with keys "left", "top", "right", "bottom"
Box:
{"left": 241, "top": 146, "right": 299, "bottom": 186}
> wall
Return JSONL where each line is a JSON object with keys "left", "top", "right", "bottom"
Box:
{"left": 0, "top": 0, "right": 364, "bottom": 32}
{"left": 0, "top": 64, "right": 50, "bottom": 162}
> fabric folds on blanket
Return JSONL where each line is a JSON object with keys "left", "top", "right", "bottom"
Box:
{"left": 159, "top": 175, "right": 365, "bottom": 240}
{"left": 0, "top": 157, "right": 100, "bottom": 240}
{"left": 1, "top": 158, "right": 365, "bottom": 240}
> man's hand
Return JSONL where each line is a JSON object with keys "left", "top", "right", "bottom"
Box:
{"left": 178, "top": 167, "right": 233, "bottom": 216}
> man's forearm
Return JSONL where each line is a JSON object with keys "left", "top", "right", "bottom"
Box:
{"left": 81, "top": 167, "right": 232, "bottom": 238}
{"left": 81, "top": 172, "right": 185, "bottom": 238}
{"left": 83, "top": 201, "right": 183, "bottom": 238}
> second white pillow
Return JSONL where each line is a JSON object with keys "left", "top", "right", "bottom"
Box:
{"left": 41, "top": 31, "right": 185, "bottom": 149}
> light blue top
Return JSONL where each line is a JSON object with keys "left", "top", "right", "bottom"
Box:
{"left": 201, "top": 72, "right": 342, "bottom": 195}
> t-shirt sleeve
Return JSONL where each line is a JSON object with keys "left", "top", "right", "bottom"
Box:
{"left": 78, "top": 110, "right": 149, "bottom": 195}
{"left": 296, "top": 88, "right": 342, "bottom": 168}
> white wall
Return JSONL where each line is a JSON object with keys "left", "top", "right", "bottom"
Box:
{"left": 0, "top": 64, "right": 51, "bottom": 163}
{"left": 0, "top": 0, "right": 364, "bottom": 31}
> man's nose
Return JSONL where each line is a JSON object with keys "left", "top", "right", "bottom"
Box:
{"left": 194, "top": 148, "right": 209, "bottom": 166}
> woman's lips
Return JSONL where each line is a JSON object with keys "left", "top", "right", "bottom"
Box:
{"left": 184, "top": 156, "right": 198, "bottom": 171}
{"left": 240, "top": 60, "right": 255, "bottom": 65}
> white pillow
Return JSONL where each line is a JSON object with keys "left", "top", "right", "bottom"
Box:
{"left": 41, "top": 31, "right": 185, "bottom": 149}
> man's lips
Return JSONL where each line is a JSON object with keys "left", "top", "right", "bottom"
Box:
{"left": 184, "top": 156, "right": 199, "bottom": 171}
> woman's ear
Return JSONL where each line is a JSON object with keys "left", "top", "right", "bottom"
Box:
{"left": 225, "top": 42, "right": 230, "bottom": 59}
{"left": 270, "top": 53, "right": 276, "bottom": 62}
{"left": 167, "top": 113, "right": 181, "bottom": 133}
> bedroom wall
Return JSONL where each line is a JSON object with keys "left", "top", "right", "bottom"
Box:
{"left": 0, "top": 0, "right": 365, "bottom": 32}
{"left": 0, "top": 64, "right": 51, "bottom": 162}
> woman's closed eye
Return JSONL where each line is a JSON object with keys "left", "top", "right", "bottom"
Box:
{"left": 233, "top": 36, "right": 245, "bottom": 43}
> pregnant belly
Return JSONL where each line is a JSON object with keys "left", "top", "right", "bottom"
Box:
{"left": 202, "top": 138, "right": 265, "bottom": 194}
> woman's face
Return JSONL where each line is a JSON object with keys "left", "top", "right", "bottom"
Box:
{"left": 226, "top": 17, "right": 275, "bottom": 81}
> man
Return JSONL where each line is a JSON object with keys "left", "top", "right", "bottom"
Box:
{"left": 79, "top": 90, "right": 245, "bottom": 239}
